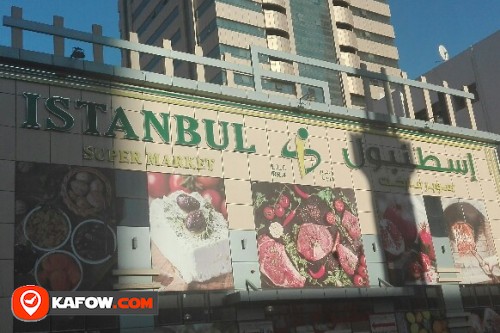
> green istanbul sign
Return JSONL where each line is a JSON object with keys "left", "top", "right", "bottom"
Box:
{"left": 20, "top": 92, "right": 256, "bottom": 153}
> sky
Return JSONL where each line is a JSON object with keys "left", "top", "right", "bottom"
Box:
{"left": 0, "top": 0, "right": 499, "bottom": 79}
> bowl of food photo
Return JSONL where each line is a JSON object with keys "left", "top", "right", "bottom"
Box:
{"left": 71, "top": 219, "right": 116, "bottom": 265}
{"left": 35, "top": 250, "right": 83, "bottom": 291}
{"left": 61, "top": 167, "right": 112, "bottom": 217}
{"left": 23, "top": 205, "right": 71, "bottom": 251}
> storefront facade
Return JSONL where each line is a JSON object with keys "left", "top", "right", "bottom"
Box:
{"left": 1, "top": 48, "right": 500, "bottom": 333}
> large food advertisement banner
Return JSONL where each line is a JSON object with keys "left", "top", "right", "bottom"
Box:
{"left": 441, "top": 199, "right": 499, "bottom": 284}
{"left": 14, "top": 162, "right": 117, "bottom": 292}
{"left": 148, "top": 173, "right": 233, "bottom": 291}
{"left": 375, "top": 193, "right": 499, "bottom": 286}
{"left": 251, "top": 182, "right": 368, "bottom": 288}
{"left": 375, "top": 193, "right": 437, "bottom": 285}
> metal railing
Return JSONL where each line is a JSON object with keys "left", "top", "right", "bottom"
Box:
{"left": 1, "top": 6, "right": 481, "bottom": 133}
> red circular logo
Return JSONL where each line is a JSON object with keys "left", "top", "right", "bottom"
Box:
{"left": 11, "top": 285, "right": 50, "bottom": 322}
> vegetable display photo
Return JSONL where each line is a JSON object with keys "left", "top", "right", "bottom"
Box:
{"left": 375, "top": 193, "right": 437, "bottom": 286}
{"left": 14, "top": 162, "right": 117, "bottom": 291}
{"left": 251, "top": 182, "right": 368, "bottom": 288}
{"left": 148, "top": 173, "right": 233, "bottom": 291}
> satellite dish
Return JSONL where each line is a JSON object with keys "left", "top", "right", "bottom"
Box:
{"left": 438, "top": 45, "right": 449, "bottom": 61}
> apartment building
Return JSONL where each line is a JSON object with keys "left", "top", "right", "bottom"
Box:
{"left": 118, "top": 0, "right": 400, "bottom": 107}
{"left": 412, "top": 31, "right": 500, "bottom": 134}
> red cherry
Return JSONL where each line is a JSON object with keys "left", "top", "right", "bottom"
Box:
{"left": 263, "top": 206, "right": 275, "bottom": 220}
{"left": 274, "top": 204, "right": 285, "bottom": 218}
{"left": 279, "top": 195, "right": 290, "bottom": 208}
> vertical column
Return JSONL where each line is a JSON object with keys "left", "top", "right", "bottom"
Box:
{"left": 360, "top": 63, "right": 373, "bottom": 111}
{"left": 53, "top": 16, "right": 64, "bottom": 57}
{"left": 340, "top": 72, "right": 353, "bottom": 109}
{"left": 401, "top": 72, "right": 415, "bottom": 119}
{"left": 442, "top": 81, "right": 457, "bottom": 126}
{"left": 128, "top": 32, "right": 140, "bottom": 70}
{"left": 11, "top": 6, "right": 22, "bottom": 48}
{"left": 463, "top": 85, "right": 477, "bottom": 130}
{"left": 420, "top": 76, "right": 434, "bottom": 122}
{"left": 162, "top": 39, "right": 174, "bottom": 77}
{"left": 250, "top": 47, "right": 262, "bottom": 92}
{"left": 92, "top": 24, "right": 104, "bottom": 64}
{"left": 381, "top": 67, "right": 395, "bottom": 116}
{"left": 194, "top": 46, "right": 205, "bottom": 82}
{"left": 224, "top": 53, "right": 234, "bottom": 87}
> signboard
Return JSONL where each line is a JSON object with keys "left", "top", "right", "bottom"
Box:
{"left": 7, "top": 83, "right": 500, "bottom": 298}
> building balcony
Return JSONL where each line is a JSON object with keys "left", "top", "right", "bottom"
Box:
{"left": 270, "top": 60, "right": 295, "bottom": 75}
{"left": 262, "top": 0, "right": 287, "bottom": 9}
{"left": 345, "top": 75, "right": 365, "bottom": 96}
{"left": 332, "top": 0, "right": 351, "bottom": 7}
{"left": 266, "top": 35, "right": 291, "bottom": 53}
{"left": 332, "top": 6, "right": 354, "bottom": 27}
{"left": 264, "top": 10, "right": 289, "bottom": 33}
{"left": 339, "top": 52, "right": 360, "bottom": 69}
{"left": 336, "top": 29, "right": 358, "bottom": 50}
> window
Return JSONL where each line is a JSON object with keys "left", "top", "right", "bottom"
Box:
{"left": 143, "top": 56, "right": 162, "bottom": 72}
{"left": 145, "top": 6, "right": 179, "bottom": 45}
{"left": 195, "top": 0, "right": 214, "bottom": 18}
{"left": 136, "top": 1, "right": 171, "bottom": 35}
{"left": 219, "top": 44, "right": 251, "bottom": 59}
{"left": 415, "top": 108, "right": 428, "bottom": 121}
{"left": 358, "top": 51, "right": 399, "bottom": 68}
{"left": 452, "top": 95, "right": 466, "bottom": 111}
{"left": 218, "top": 0, "right": 262, "bottom": 12}
{"left": 206, "top": 45, "right": 221, "bottom": 59}
{"left": 217, "top": 18, "right": 266, "bottom": 37}
{"left": 350, "top": 6, "right": 391, "bottom": 24}
{"left": 171, "top": 29, "right": 182, "bottom": 46}
{"left": 467, "top": 82, "right": 480, "bottom": 102}
{"left": 354, "top": 29, "right": 395, "bottom": 46}
{"left": 197, "top": 18, "right": 217, "bottom": 43}
{"left": 234, "top": 73, "right": 254, "bottom": 87}
{"left": 132, "top": 0, "right": 150, "bottom": 21}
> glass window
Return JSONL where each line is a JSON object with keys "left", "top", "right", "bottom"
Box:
{"left": 354, "top": 29, "right": 395, "bottom": 46}
{"left": 198, "top": 18, "right": 217, "bottom": 43}
{"left": 132, "top": 0, "right": 151, "bottom": 21}
{"left": 171, "top": 29, "right": 182, "bottom": 45}
{"left": 206, "top": 45, "right": 221, "bottom": 59}
{"left": 145, "top": 6, "right": 180, "bottom": 45}
{"left": 358, "top": 51, "right": 399, "bottom": 68}
{"left": 220, "top": 44, "right": 251, "bottom": 59}
{"left": 217, "top": 18, "right": 266, "bottom": 37}
{"left": 350, "top": 6, "right": 391, "bottom": 24}
{"left": 195, "top": 0, "right": 215, "bottom": 18}
{"left": 289, "top": 0, "right": 343, "bottom": 106}
{"left": 460, "top": 285, "right": 477, "bottom": 309}
{"left": 234, "top": 73, "right": 254, "bottom": 87}
{"left": 157, "top": 293, "right": 182, "bottom": 325}
{"left": 467, "top": 82, "right": 480, "bottom": 102}
{"left": 143, "top": 56, "right": 162, "bottom": 72}
{"left": 452, "top": 95, "right": 467, "bottom": 111}
{"left": 218, "top": 0, "right": 262, "bottom": 12}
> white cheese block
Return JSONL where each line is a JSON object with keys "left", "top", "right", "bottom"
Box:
{"left": 149, "top": 191, "right": 231, "bottom": 284}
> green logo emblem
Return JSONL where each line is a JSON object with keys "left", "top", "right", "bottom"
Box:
{"left": 281, "top": 128, "right": 321, "bottom": 177}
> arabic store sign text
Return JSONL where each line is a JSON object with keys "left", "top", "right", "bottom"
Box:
{"left": 343, "top": 139, "right": 477, "bottom": 181}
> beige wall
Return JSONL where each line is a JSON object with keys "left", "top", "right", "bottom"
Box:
{"left": 2, "top": 71, "right": 500, "bottom": 330}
